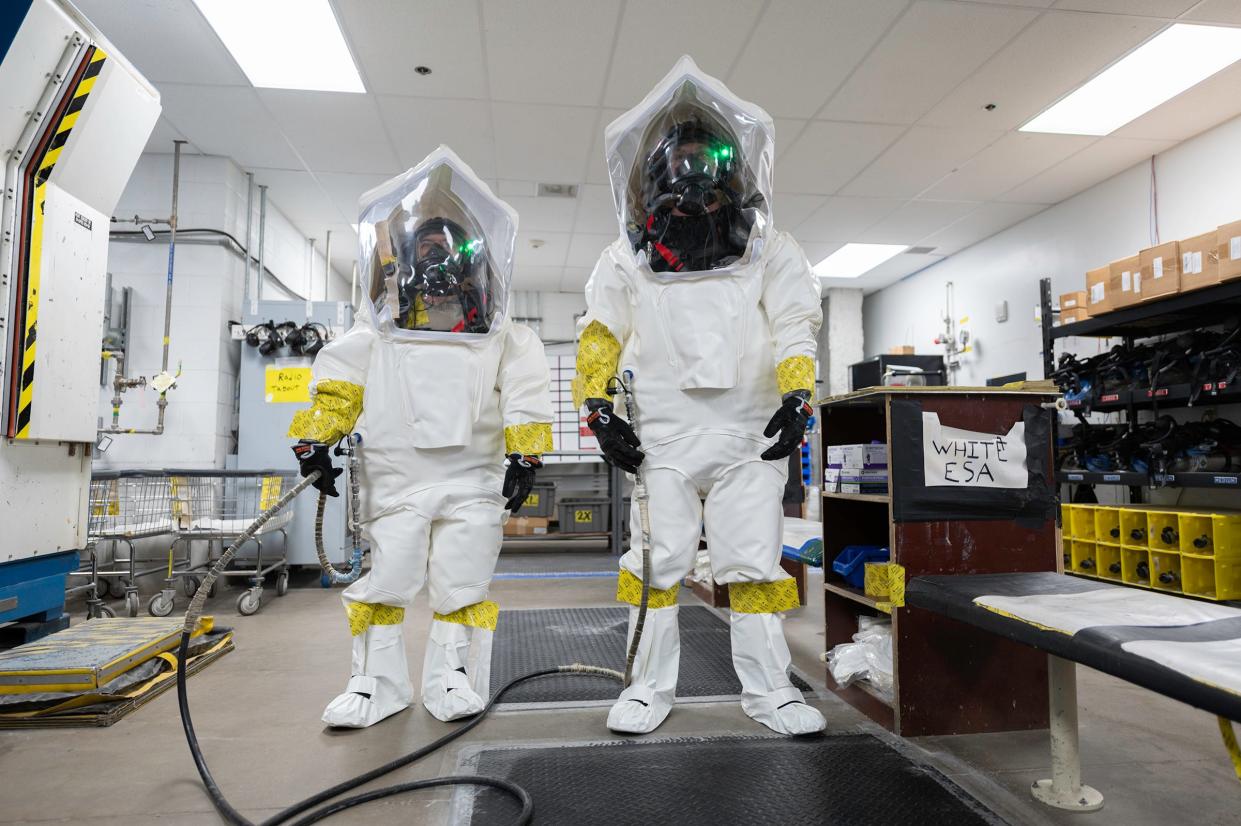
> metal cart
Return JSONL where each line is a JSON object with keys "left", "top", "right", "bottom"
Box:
{"left": 150, "top": 469, "right": 296, "bottom": 617}
{"left": 87, "top": 470, "right": 177, "bottom": 617}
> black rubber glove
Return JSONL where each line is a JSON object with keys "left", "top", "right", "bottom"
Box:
{"left": 585, "top": 398, "right": 644, "bottom": 474}
{"left": 760, "top": 391, "right": 813, "bottom": 461}
{"left": 503, "top": 453, "right": 542, "bottom": 513}
{"left": 292, "top": 439, "right": 343, "bottom": 497}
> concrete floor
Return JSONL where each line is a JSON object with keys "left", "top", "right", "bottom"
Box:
{"left": 1, "top": 553, "right": 1238, "bottom": 825}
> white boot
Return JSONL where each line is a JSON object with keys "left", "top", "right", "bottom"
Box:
{"left": 730, "top": 611, "right": 825, "bottom": 736}
{"left": 607, "top": 605, "right": 680, "bottom": 734}
{"left": 322, "top": 623, "right": 414, "bottom": 728}
{"left": 421, "top": 619, "right": 489, "bottom": 722}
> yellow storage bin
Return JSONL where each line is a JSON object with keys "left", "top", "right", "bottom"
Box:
{"left": 1120, "top": 509, "right": 1148, "bottom": 547}
{"left": 1093, "top": 507, "right": 1121, "bottom": 544}
{"left": 1147, "top": 511, "right": 1180, "bottom": 552}
{"left": 1097, "top": 545, "right": 1123, "bottom": 582}
{"left": 1150, "top": 550, "right": 1182, "bottom": 592}
{"left": 1122, "top": 547, "right": 1152, "bottom": 587}
{"left": 1211, "top": 513, "right": 1241, "bottom": 559}
{"left": 1071, "top": 540, "right": 1099, "bottom": 577}
{"left": 1178, "top": 512, "right": 1214, "bottom": 555}
{"left": 1181, "top": 554, "right": 1241, "bottom": 601}
{"left": 1069, "top": 505, "right": 1096, "bottom": 541}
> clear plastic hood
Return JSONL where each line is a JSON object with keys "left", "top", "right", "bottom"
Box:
{"left": 356, "top": 146, "right": 517, "bottom": 341}
{"left": 604, "top": 55, "right": 775, "bottom": 277}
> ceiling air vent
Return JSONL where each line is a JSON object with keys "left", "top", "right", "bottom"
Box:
{"left": 907, "top": 246, "right": 937, "bottom": 255}
{"left": 537, "top": 183, "right": 578, "bottom": 198}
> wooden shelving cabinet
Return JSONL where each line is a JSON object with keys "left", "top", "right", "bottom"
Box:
{"left": 819, "top": 386, "right": 1060, "bottom": 736}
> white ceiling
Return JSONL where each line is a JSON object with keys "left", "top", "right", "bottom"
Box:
{"left": 76, "top": 0, "right": 1241, "bottom": 293}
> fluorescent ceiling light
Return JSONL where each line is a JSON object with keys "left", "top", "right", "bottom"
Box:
{"left": 814, "top": 243, "right": 907, "bottom": 279}
{"left": 193, "top": 0, "right": 365, "bottom": 93}
{"left": 1021, "top": 24, "right": 1241, "bottom": 136}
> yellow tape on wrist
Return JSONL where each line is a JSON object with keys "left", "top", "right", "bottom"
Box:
{"left": 288, "top": 379, "right": 363, "bottom": 444}
{"left": 776, "top": 355, "right": 814, "bottom": 398}
{"left": 574, "top": 320, "right": 622, "bottom": 408}
{"left": 504, "top": 422, "right": 553, "bottom": 456}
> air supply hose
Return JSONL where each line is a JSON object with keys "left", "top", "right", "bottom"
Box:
{"left": 615, "top": 371, "right": 652, "bottom": 687}
{"left": 176, "top": 415, "right": 649, "bottom": 823}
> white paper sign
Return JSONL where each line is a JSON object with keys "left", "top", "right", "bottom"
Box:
{"left": 1122, "top": 270, "right": 1132, "bottom": 291}
{"left": 1153, "top": 257, "right": 1164, "bottom": 279}
{"left": 922, "top": 413, "right": 1028, "bottom": 488}
{"left": 1089, "top": 282, "right": 1105, "bottom": 303}
{"left": 1231, "top": 236, "right": 1241, "bottom": 261}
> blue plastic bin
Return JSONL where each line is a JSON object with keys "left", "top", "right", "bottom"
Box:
{"left": 831, "top": 545, "right": 890, "bottom": 589}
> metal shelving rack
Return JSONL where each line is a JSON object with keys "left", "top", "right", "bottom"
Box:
{"left": 1038, "top": 275, "right": 1241, "bottom": 499}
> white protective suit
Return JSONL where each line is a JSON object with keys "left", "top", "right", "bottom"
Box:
{"left": 290, "top": 147, "right": 553, "bottom": 728}
{"left": 577, "top": 57, "right": 825, "bottom": 736}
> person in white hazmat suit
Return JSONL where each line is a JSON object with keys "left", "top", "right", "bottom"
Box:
{"left": 574, "top": 57, "right": 825, "bottom": 736}
{"left": 288, "top": 147, "right": 554, "bottom": 728}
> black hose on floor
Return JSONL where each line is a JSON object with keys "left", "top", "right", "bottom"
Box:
{"left": 177, "top": 632, "right": 619, "bottom": 825}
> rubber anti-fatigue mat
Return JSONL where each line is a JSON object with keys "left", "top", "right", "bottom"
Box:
{"left": 489, "top": 605, "right": 810, "bottom": 704}
{"left": 460, "top": 734, "right": 1004, "bottom": 826}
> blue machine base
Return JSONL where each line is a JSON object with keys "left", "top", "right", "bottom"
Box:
{"left": 0, "top": 551, "right": 78, "bottom": 630}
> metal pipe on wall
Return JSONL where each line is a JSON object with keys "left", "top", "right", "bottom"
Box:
{"left": 256, "top": 185, "right": 268, "bottom": 302}
{"left": 323, "top": 230, "right": 332, "bottom": 302}
{"left": 243, "top": 172, "right": 254, "bottom": 311}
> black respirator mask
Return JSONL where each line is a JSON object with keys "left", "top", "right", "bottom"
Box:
{"left": 396, "top": 218, "right": 488, "bottom": 334}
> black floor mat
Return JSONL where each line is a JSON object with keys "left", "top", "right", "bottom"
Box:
{"left": 489, "top": 606, "right": 811, "bottom": 704}
{"left": 460, "top": 734, "right": 1004, "bottom": 826}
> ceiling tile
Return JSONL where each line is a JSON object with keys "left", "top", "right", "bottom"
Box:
{"left": 923, "top": 131, "right": 1094, "bottom": 201}
{"left": 512, "top": 266, "right": 565, "bottom": 292}
{"left": 778, "top": 121, "right": 905, "bottom": 195}
{"left": 819, "top": 250, "right": 944, "bottom": 293}
{"left": 1183, "top": 0, "right": 1241, "bottom": 24}
{"left": 773, "top": 119, "right": 808, "bottom": 159}
{"left": 821, "top": 1, "right": 1039, "bottom": 124}
{"left": 956, "top": 0, "right": 1056, "bottom": 6}
{"left": 587, "top": 108, "right": 627, "bottom": 184}
{"left": 774, "top": 194, "right": 829, "bottom": 231}
{"left": 143, "top": 117, "right": 190, "bottom": 154}
{"left": 515, "top": 230, "right": 571, "bottom": 268}
{"left": 491, "top": 103, "right": 598, "bottom": 182}
{"left": 157, "top": 84, "right": 301, "bottom": 170}
{"left": 75, "top": 0, "right": 249, "bottom": 86}
{"left": 999, "top": 136, "right": 1175, "bottom": 204}
{"left": 376, "top": 96, "right": 495, "bottom": 176}
{"left": 334, "top": 0, "right": 488, "bottom": 99}
{"left": 919, "top": 12, "right": 1161, "bottom": 132}
{"left": 566, "top": 233, "right": 615, "bottom": 268}
{"left": 483, "top": 0, "right": 620, "bottom": 105}
{"left": 841, "top": 126, "right": 1003, "bottom": 199}
{"left": 316, "top": 172, "right": 393, "bottom": 221}
{"left": 795, "top": 196, "right": 904, "bottom": 243}
{"left": 1111, "top": 61, "right": 1241, "bottom": 141}
{"left": 1051, "top": 0, "right": 1197, "bottom": 14}
{"left": 857, "top": 200, "right": 982, "bottom": 244}
{"left": 502, "top": 191, "right": 580, "bottom": 234}
{"left": 573, "top": 184, "right": 621, "bottom": 234}
{"left": 728, "top": 0, "right": 909, "bottom": 119}
{"left": 259, "top": 91, "right": 401, "bottom": 174}
{"left": 918, "top": 201, "right": 1048, "bottom": 255}
{"left": 603, "top": 0, "right": 764, "bottom": 109}
{"left": 560, "top": 267, "right": 594, "bottom": 292}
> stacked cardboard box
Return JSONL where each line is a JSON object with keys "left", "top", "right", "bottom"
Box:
{"left": 825, "top": 443, "right": 888, "bottom": 495}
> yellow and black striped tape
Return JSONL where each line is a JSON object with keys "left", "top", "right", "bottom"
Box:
{"left": 11, "top": 47, "right": 105, "bottom": 439}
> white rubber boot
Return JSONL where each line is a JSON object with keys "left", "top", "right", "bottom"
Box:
{"left": 730, "top": 610, "right": 825, "bottom": 736}
{"left": 322, "top": 623, "right": 414, "bottom": 728}
{"left": 607, "top": 604, "right": 680, "bottom": 734}
{"left": 421, "top": 620, "right": 488, "bottom": 722}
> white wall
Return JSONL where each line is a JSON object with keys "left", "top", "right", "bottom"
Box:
{"left": 821, "top": 289, "right": 863, "bottom": 397}
{"left": 864, "top": 112, "right": 1241, "bottom": 385}
{"left": 96, "top": 152, "right": 346, "bottom": 471}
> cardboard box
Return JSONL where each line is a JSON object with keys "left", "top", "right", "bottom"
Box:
{"left": 1058, "top": 308, "right": 1090, "bottom": 325}
{"left": 503, "top": 516, "right": 549, "bottom": 536}
{"left": 1109, "top": 255, "right": 1141, "bottom": 309}
{"left": 1179, "top": 231, "right": 1220, "bottom": 292}
{"left": 1086, "top": 266, "right": 1112, "bottom": 314}
{"left": 826, "top": 443, "right": 888, "bottom": 469}
{"left": 1059, "top": 291, "right": 1088, "bottom": 312}
{"left": 1138, "top": 241, "right": 1181, "bottom": 302}
{"left": 1220, "top": 220, "right": 1241, "bottom": 282}
{"left": 888, "top": 345, "right": 915, "bottom": 356}
{"left": 824, "top": 467, "right": 889, "bottom": 495}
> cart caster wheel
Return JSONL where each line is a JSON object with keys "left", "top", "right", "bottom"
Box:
{"left": 97, "top": 604, "right": 117, "bottom": 619}
{"left": 320, "top": 573, "right": 332, "bottom": 589}
{"left": 183, "top": 577, "right": 199, "bottom": 598}
{"left": 237, "top": 589, "right": 262, "bottom": 616}
{"left": 148, "top": 592, "right": 175, "bottom": 617}
{"left": 125, "top": 592, "right": 140, "bottom": 617}
{"left": 97, "top": 578, "right": 113, "bottom": 598}
{"left": 276, "top": 571, "right": 289, "bottom": 597}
